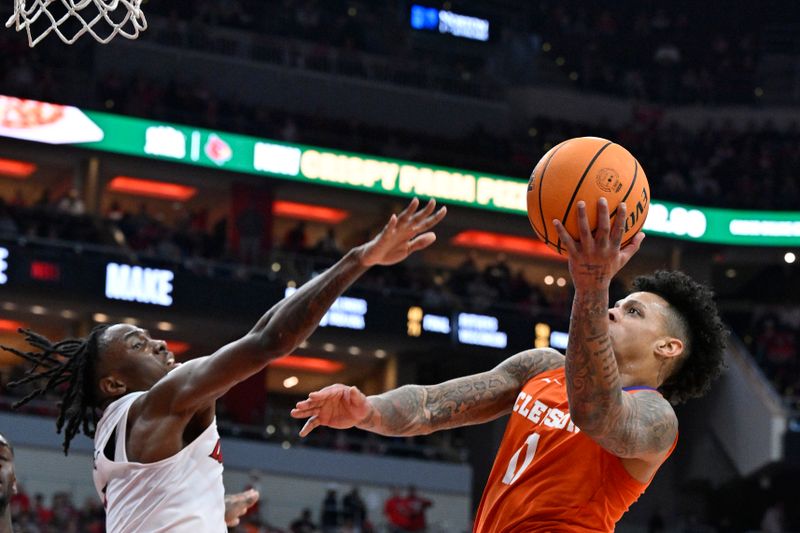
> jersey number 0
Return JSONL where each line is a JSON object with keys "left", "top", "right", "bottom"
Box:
{"left": 502, "top": 432, "right": 541, "bottom": 485}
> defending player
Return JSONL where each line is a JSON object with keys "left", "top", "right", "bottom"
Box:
{"left": 0, "top": 431, "right": 257, "bottom": 530}
{"left": 0, "top": 434, "right": 16, "bottom": 533}
{"left": 1, "top": 198, "right": 446, "bottom": 532}
{"left": 291, "top": 198, "right": 727, "bottom": 531}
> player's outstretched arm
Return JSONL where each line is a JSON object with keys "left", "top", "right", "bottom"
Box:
{"left": 154, "top": 198, "right": 446, "bottom": 415}
{"left": 291, "top": 348, "right": 564, "bottom": 437}
{"left": 553, "top": 198, "right": 676, "bottom": 461}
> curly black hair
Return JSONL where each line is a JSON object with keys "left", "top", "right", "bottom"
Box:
{"left": 1, "top": 325, "right": 109, "bottom": 454}
{"left": 632, "top": 270, "right": 728, "bottom": 404}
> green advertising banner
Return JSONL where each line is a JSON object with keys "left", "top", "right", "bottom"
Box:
{"left": 78, "top": 111, "right": 528, "bottom": 216}
{"left": 642, "top": 201, "right": 800, "bottom": 246}
{"left": 0, "top": 95, "right": 798, "bottom": 247}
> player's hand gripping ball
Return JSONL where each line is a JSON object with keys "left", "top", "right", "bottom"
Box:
{"left": 526, "top": 137, "right": 650, "bottom": 256}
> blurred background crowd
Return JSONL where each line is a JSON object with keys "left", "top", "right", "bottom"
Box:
{"left": 1, "top": 1, "right": 799, "bottom": 531}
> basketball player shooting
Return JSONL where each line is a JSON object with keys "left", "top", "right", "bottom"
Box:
{"left": 292, "top": 198, "right": 728, "bottom": 531}
{"left": 1, "top": 198, "right": 446, "bottom": 532}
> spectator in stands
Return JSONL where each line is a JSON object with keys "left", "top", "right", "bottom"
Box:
{"left": 32, "top": 493, "right": 54, "bottom": 525}
{"left": 208, "top": 216, "right": 228, "bottom": 258}
{"left": 484, "top": 253, "right": 512, "bottom": 298}
{"left": 314, "top": 228, "right": 342, "bottom": 259}
{"left": 449, "top": 252, "right": 479, "bottom": 295}
{"left": 155, "top": 230, "right": 184, "bottom": 262}
{"left": 8, "top": 484, "right": 27, "bottom": 523}
{"left": 33, "top": 189, "right": 51, "bottom": 210}
{"left": 52, "top": 491, "right": 78, "bottom": 526}
{"left": 403, "top": 486, "right": 431, "bottom": 532}
{"left": 0, "top": 201, "right": 18, "bottom": 237}
{"left": 236, "top": 199, "right": 265, "bottom": 264}
{"left": 320, "top": 488, "right": 340, "bottom": 533}
{"left": 421, "top": 275, "right": 455, "bottom": 309}
{"left": 78, "top": 496, "right": 104, "bottom": 533}
{"left": 290, "top": 508, "right": 318, "bottom": 533}
{"left": 0, "top": 434, "right": 16, "bottom": 533}
{"left": 189, "top": 207, "right": 209, "bottom": 234}
{"left": 283, "top": 221, "right": 308, "bottom": 253}
{"left": 55, "top": 188, "right": 86, "bottom": 216}
{"left": 340, "top": 516, "right": 363, "bottom": 533}
{"left": 342, "top": 487, "right": 367, "bottom": 529}
{"left": 384, "top": 487, "right": 409, "bottom": 533}
{"left": 756, "top": 318, "right": 797, "bottom": 395}
{"left": 466, "top": 272, "right": 498, "bottom": 312}
{"left": 126, "top": 202, "right": 157, "bottom": 250}
{"left": 105, "top": 200, "right": 125, "bottom": 222}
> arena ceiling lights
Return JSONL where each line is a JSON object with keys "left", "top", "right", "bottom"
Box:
{"left": 0, "top": 157, "right": 36, "bottom": 178}
{"left": 165, "top": 340, "right": 190, "bottom": 355}
{"left": 451, "top": 230, "right": 566, "bottom": 261}
{"left": 0, "top": 319, "right": 26, "bottom": 332}
{"left": 107, "top": 176, "right": 197, "bottom": 201}
{"left": 270, "top": 355, "right": 344, "bottom": 374}
{"left": 273, "top": 200, "right": 349, "bottom": 224}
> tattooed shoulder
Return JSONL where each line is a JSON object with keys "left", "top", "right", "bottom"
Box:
{"left": 591, "top": 391, "right": 678, "bottom": 459}
{"left": 498, "top": 348, "right": 565, "bottom": 387}
{"left": 629, "top": 392, "right": 679, "bottom": 455}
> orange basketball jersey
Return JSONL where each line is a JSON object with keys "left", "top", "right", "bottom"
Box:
{"left": 474, "top": 367, "right": 676, "bottom": 533}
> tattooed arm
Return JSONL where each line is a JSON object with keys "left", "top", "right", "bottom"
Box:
{"left": 554, "top": 198, "right": 677, "bottom": 461}
{"left": 291, "top": 348, "right": 564, "bottom": 437}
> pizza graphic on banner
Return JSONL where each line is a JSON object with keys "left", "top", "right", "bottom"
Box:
{"left": 204, "top": 134, "right": 233, "bottom": 165}
{"left": 0, "top": 96, "right": 104, "bottom": 144}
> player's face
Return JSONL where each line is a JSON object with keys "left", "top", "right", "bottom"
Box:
{"left": 97, "top": 324, "right": 179, "bottom": 398}
{"left": 0, "top": 436, "right": 17, "bottom": 514}
{"left": 608, "top": 292, "right": 673, "bottom": 366}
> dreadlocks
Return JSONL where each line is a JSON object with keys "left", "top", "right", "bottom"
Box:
{"left": 1, "top": 324, "right": 109, "bottom": 455}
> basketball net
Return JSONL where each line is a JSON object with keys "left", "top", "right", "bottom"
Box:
{"left": 6, "top": 0, "right": 147, "bottom": 47}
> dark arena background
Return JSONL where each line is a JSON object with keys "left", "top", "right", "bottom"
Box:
{"left": 1, "top": 1, "right": 800, "bottom": 531}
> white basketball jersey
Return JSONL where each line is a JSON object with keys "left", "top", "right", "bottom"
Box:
{"left": 93, "top": 392, "right": 226, "bottom": 533}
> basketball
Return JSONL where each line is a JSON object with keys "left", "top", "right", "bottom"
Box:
{"left": 526, "top": 137, "right": 650, "bottom": 256}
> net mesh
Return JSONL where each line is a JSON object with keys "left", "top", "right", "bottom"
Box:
{"left": 5, "top": 0, "right": 147, "bottom": 47}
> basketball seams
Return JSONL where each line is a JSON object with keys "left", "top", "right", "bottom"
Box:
{"left": 555, "top": 141, "right": 613, "bottom": 254}
{"left": 535, "top": 140, "right": 571, "bottom": 243}
{"left": 530, "top": 224, "right": 562, "bottom": 248}
{"left": 608, "top": 157, "right": 639, "bottom": 220}
{"left": 530, "top": 222, "right": 550, "bottom": 244}
{"left": 620, "top": 158, "right": 639, "bottom": 203}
